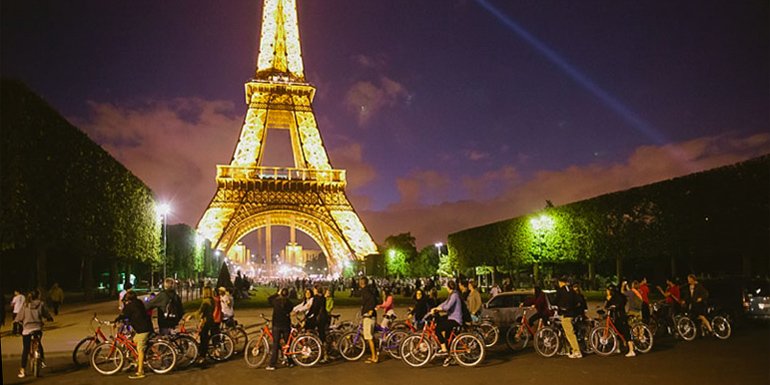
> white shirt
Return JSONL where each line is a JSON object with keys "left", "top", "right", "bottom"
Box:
{"left": 293, "top": 297, "right": 313, "bottom": 313}
{"left": 11, "top": 294, "right": 25, "bottom": 313}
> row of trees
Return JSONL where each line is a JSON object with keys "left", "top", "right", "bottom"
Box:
{"left": 1, "top": 80, "right": 161, "bottom": 296}
{"left": 447, "top": 155, "right": 770, "bottom": 286}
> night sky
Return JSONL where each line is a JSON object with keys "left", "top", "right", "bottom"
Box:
{"left": 3, "top": 0, "right": 768, "bottom": 250}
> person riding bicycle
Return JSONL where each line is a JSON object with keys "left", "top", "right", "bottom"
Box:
{"left": 681, "top": 274, "right": 712, "bottom": 335}
{"left": 265, "top": 288, "right": 294, "bottom": 371}
{"left": 656, "top": 278, "right": 681, "bottom": 332}
{"left": 522, "top": 286, "right": 551, "bottom": 328}
{"left": 553, "top": 276, "right": 582, "bottom": 358}
{"left": 15, "top": 290, "right": 53, "bottom": 378}
{"left": 409, "top": 289, "right": 430, "bottom": 328}
{"left": 115, "top": 290, "right": 152, "bottom": 378}
{"left": 430, "top": 280, "right": 464, "bottom": 367}
{"left": 605, "top": 284, "right": 636, "bottom": 357}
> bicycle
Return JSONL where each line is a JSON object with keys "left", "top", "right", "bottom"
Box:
{"left": 399, "top": 312, "right": 485, "bottom": 368}
{"left": 26, "top": 332, "right": 44, "bottom": 378}
{"left": 648, "top": 300, "right": 691, "bottom": 340}
{"left": 679, "top": 305, "right": 731, "bottom": 340}
{"left": 533, "top": 313, "right": 594, "bottom": 358}
{"left": 162, "top": 319, "right": 199, "bottom": 369}
{"left": 590, "top": 309, "right": 653, "bottom": 356}
{"left": 90, "top": 320, "right": 177, "bottom": 375}
{"left": 72, "top": 313, "right": 118, "bottom": 367}
{"left": 471, "top": 317, "right": 500, "bottom": 348}
{"left": 338, "top": 313, "right": 408, "bottom": 361}
{"left": 179, "top": 316, "right": 235, "bottom": 362}
{"left": 243, "top": 313, "right": 323, "bottom": 368}
{"left": 221, "top": 319, "right": 249, "bottom": 354}
{"left": 505, "top": 307, "right": 546, "bottom": 351}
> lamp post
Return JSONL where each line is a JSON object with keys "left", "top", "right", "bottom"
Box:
{"left": 156, "top": 203, "right": 171, "bottom": 282}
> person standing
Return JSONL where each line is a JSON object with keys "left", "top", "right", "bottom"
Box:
{"left": 410, "top": 289, "right": 430, "bottom": 326}
{"left": 657, "top": 278, "right": 681, "bottom": 331}
{"left": 324, "top": 288, "right": 334, "bottom": 315}
{"left": 265, "top": 288, "right": 293, "bottom": 370}
{"left": 48, "top": 283, "right": 64, "bottom": 316}
{"left": 605, "top": 284, "right": 636, "bottom": 357}
{"left": 310, "top": 286, "right": 329, "bottom": 360}
{"left": 115, "top": 290, "right": 151, "bottom": 379}
{"left": 218, "top": 287, "right": 235, "bottom": 327}
{"left": 376, "top": 287, "right": 395, "bottom": 328}
{"left": 11, "top": 289, "right": 25, "bottom": 335}
{"left": 639, "top": 277, "right": 651, "bottom": 323}
{"left": 146, "top": 278, "right": 183, "bottom": 335}
{"left": 359, "top": 277, "right": 378, "bottom": 363}
{"left": 15, "top": 290, "right": 53, "bottom": 378}
{"left": 118, "top": 282, "right": 133, "bottom": 311}
{"left": 553, "top": 276, "right": 582, "bottom": 358}
{"left": 490, "top": 283, "right": 501, "bottom": 297}
{"left": 626, "top": 281, "right": 643, "bottom": 319}
{"left": 467, "top": 280, "right": 483, "bottom": 321}
{"left": 185, "top": 286, "right": 217, "bottom": 365}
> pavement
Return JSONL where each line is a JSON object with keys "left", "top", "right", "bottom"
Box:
{"left": 2, "top": 299, "right": 769, "bottom": 385}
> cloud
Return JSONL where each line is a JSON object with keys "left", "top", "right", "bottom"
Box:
{"left": 465, "top": 149, "right": 491, "bottom": 161}
{"left": 361, "top": 133, "right": 770, "bottom": 247}
{"left": 395, "top": 170, "right": 451, "bottom": 207}
{"left": 328, "top": 141, "right": 377, "bottom": 191}
{"left": 73, "top": 98, "right": 243, "bottom": 227}
{"left": 345, "top": 76, "right": 408, "bottom": 125}
{"left": 353, "top": 54, "right": 388, "bottom": 70}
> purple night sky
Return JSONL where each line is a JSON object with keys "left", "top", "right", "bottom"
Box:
{"left": 2, "top": 0, "right": 768, "bottom": 251}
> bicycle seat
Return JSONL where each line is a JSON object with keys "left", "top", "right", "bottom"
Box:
{"left": 385, "top": 314, "right": 398, "bottom": 320}
{"left": 330, "top": 314, "right": 341, "bottom": 319}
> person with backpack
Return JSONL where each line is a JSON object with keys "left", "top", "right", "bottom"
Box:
{"left": 146, "top": 278, "right": 184, "bottom": 335}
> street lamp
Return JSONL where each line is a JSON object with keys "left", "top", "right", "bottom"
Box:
{"left": 156, "top": 203, "right": 171, "bottom": 281}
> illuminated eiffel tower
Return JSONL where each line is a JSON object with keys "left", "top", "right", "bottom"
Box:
{"left": 197, "top": 0, "right": 377, "bottom": 273}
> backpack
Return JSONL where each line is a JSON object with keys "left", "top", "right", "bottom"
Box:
{"left": 460, "top": 297, "right": 472, "bottom": 323}
{"left": 163, "top": 293, "right": 184, "bottom": 326}
{"left": 212, "top": 296, "right": 223, "bottom": 324}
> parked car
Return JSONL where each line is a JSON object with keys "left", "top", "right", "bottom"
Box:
{"left": 743, "top": 280, "right": 770, "bottom": 321}
{"left": 480, "top": 289, "right": 552, "bottom": 327}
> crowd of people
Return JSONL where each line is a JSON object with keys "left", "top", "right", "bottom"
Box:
{"left": 6, "top": 270, "right": 721, "bottom": 378}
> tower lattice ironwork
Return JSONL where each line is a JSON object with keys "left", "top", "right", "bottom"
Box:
{"left": 197, "top": 0, "right": 377, "bottom": 272}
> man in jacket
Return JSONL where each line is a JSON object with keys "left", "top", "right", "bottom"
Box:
{"left": 266, "top": 288, "right": 294, "bottom": 370}
{"left": 115, "top": 290, "right": 152, "bottom": 379}
{"left": 681, "top": 274, "right": 712, "bottom": 334}
{"left": 466, "top": 280, "right": 483, "bottom": 321}
{"left": 146, "top": 278, "right": 183, "bottom": 335}
{"left": 553, "top": 276, "right": 582, "bottom": 358}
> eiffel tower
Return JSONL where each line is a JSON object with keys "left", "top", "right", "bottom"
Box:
{"left": 197, "top": 0, "right": 377, "bottom": 273}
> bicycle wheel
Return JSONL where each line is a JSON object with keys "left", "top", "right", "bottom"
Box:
{"left": 676, "top": 316, "right": 697, "bottom": 341}
{"left": 477, "top": 322, "right": 499, "bottom": 347}
{"left": 208, "top": 332, "right": 235, "bottom": 361}
{"left": 31, "top": 340, "right": 41, "bottom": 378}
{"left": 451, "top": 333, "right": 485, "bottom": 367}
{"left": 590, "top": 326, "right": 617, "bottom": 356}
{"left": 90, "top": 342, "right": 125, "bottom": 375}
{"left": 384, "top": 330, "right": 408, "bottom": 359}
{"left": 631, "top": 323, "right": 653, "bottom": 353}
{"left": 228, "top": 326, "right": 249, "bottom": 354}
{"left": 173, "top": 335, "right": 199, "bottom": 369}
{"left": 73, "top": 336, "right": 97, "bottom": 367}
{"left": 399, "top": 334, "right": 432, "bottom": 368}
{"left": 145, "top": 340, "right": 177, "bottom": 374}
{"left": 244, "top": 336, "right": 270, "bottom": 368}
{"left": 338, "top": 331, "right": 366, "bottom": 361}
{"left": 505, "top": 323, "right": 530, "bottom": 351}
{"left": 712, "top": 316, "right": 731, "bottom": 340}
{"left": 290, "top": 333, "right": 323, "bottom": 367}
{"left": 325, "top": 331, "right": 343, "bottom": 360}
{"left": 534, "top": 326, "right": 560, "bottom": 358}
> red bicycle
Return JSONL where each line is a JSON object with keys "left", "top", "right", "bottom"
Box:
{"left": 72, "top": 314, "right": 123, "bottom": 367}
{"left": 243, "top": 313, "right": 322, "bottom": 368}
{"left": 89, "top": 320, "right": 177, "bottom": 375}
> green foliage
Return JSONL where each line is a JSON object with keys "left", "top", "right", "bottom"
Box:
{"left": 448, "top": 155, "right": 770, "bottom": 279}
{"left": 0, "top": 79, "right": 160, "bottom": 289}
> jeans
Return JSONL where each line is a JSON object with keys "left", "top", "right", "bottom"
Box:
{"left": 20, "top": 331, "right": 44, "bottom": 368}
{"left": 269, "top": 326, "right": 290, "bottom": 367}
